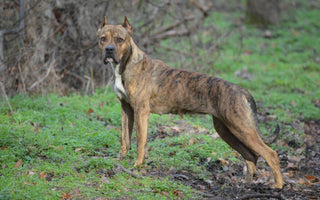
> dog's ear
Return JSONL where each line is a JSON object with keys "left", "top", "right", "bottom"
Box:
{"left": 122, "top": 16, "right": 133, "bottom": 36}
{"left": 97, "top": 16, "right": 107, "bottom": 35}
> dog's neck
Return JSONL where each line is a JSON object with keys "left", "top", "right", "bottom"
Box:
{"left": 117, "top": 38, "right": 144, "bottom": 75}
{"left": 111, "top": 38, "right": 145, "bottom": 103}
{"left": 129, "top": 38, "right": 145, "bottom": 65}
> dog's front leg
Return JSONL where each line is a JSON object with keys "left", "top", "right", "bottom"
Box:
{"left": 119, "top": 100, "right": 134, "bottom": 160}
{"left": 133, "top": 107, "right": 150, "bottom": 167}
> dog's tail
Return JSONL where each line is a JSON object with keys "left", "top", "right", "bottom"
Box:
{"left": 259, "top": 124, "right": 280, "bottom": 145}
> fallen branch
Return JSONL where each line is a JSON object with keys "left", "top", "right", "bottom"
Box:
{"left": 237, "top": 193, "right": 285, "bottom": 200}
{"left": 193, "top": 190, "right": 215, "bottom": 198}
{"left": 115, "top": 162, "right": 141, "bottom": 178}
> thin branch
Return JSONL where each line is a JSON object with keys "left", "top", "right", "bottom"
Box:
{"left": 151, "top": 29, "right": 190, "bottom": 41}
{"left": 193, "top": 190, "right": 215, "bottom": 198}
{"left": 17, "top": 63, "right": 26, "bottom": 93}
{"left": 28, "top": 51, "right": 56, "bottom": 90}
{"left": 237, "top": 193, "right": 285, "bottom": 200}
{"left": 0, "top": 81, "right": 13, "bottom": 113}
{"left": 115, "top": 162, "right": 142, "bottom": 179}
{"left": 150, "top": 15, "right": 194, "bottom": 37}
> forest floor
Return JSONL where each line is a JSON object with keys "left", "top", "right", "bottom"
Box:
{"left": 1, "top": 0, "right": 320, "bottom": 199}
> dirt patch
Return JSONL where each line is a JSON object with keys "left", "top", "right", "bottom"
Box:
{"left": 144, "top": 156, "right": 319, "bottom": 199}
{"left": 148, "top": 119, "right": 218, "bottom": 142}
{"left": 143, "top": 119, "right": 320, "bottom": 199}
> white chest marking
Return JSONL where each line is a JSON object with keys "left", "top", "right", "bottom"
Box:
{"left": 111, "top": 63, "right": 129, "bottom": 102}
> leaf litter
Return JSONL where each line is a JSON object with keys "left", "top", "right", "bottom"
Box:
{"left": 140, "top": 117, "right": 320, "bottom": 199}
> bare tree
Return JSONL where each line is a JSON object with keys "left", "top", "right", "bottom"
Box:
{"left": 0, "top": 0, "right": 219, "bottom": 96}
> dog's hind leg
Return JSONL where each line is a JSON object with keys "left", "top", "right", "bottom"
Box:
{"left": 224, "top": 117, "right": 283, "bottom": 188}
{"left": 212, "top": 116, "right": 258, "bottom": 183}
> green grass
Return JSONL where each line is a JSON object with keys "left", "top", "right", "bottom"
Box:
{"left": 0, "top": 91, "right": 200, "bottom": 199}
{"left": 1, "top": 2, "right": 320, "bottom": 199}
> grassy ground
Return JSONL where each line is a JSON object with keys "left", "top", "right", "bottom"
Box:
{"left": 1, "top": 1, "right": 319, "bottom": 199}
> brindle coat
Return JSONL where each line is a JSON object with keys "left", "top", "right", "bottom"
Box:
{"left": 97, "top": 16, "right": 283, "bottom": 188}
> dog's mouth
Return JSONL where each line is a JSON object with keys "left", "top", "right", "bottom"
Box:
{"left": 104, "top": 55, "right": 118, "bottom": 65}
{"left": 104, "top": 57, "right": 114, "bottom": 64}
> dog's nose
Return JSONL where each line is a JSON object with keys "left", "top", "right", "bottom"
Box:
{"left": 105, "top": 46, "right": 115, "bottom": 54}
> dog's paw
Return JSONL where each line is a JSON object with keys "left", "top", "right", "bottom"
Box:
{"left": 118, "top": 151, "right": 127, "bottom": 160}
{"left": 271, "top": 183, "right": 283, "bottom": 189}
{"left": 134, "top": 160, "right": 143, "bottom": 168}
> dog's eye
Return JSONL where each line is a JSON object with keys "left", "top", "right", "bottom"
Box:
{"left": 116, "top": 37, "right": 124, "bottom": 43}
{"left": 100, "top": 36, "right": 107, "bottom": 42}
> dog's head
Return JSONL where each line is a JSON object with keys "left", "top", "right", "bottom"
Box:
{"left": 97, "top": 16, "right": 133, "bottom": 65}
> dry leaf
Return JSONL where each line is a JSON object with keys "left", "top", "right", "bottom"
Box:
{"left": 171, "top": 126, "right": 181, "bottom": 132}
{"left": 188, "top": 138, "right": 195, "bottom": 145}
{"left": 305, "top": 175, "right": 319, "bottom": 183}
{"left": 290, "top": 100, "right": 297, "bottom": 107}
{"left": 286, "top": 162, "right": 295, "bottom": 169}
{"left": 140, "top": 169, "right": 147, "bottom": 175}
{"left": 305, "top": 175, "right": 318, "bottom": 180}
{"left": 40, "top": 172, "right": 47, "bottom": 179}
{"left": 218, "top": 158, "right": 228, "bottom": 165}
{"left": 1, "top": 146, "right": 7, "bottom": 150}
{"left": 87, "top": 108, "right": 94, "bottom": 115}
{"left": 298, "top": 178, "right": 306, "bottom": 184}
{"left": 292, "top": 30, "right": 300, "bottom": 36}
{"left": 57, "top": 146, "right": 64, "bottom": 150}
{"left": 101, "top": 174, "right": 110, "bottom": 184}
{"left": 180, "top": 140, "right": 187, "bottom": 148}
{"left": 61, "top": 193, "right": 72, "bottom": 200}
{"left": 172, "top": 190, "right": 184, "bottom": 198}
{"left": 15, "top": 159, "right": 22, "bottom": 168}
{"left": 75, "top": 148, "right": 82, "bottom": 152}
{"left": 25, "top": 170, "right": 36, "bottom": 176}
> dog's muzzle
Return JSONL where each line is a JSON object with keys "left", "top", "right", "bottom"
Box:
{"left": 104, "top": 45, "right": 118, "bottom": 64}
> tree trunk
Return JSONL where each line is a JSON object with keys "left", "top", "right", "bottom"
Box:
{"left": 246, "top": 0, "right": 281, "bottom": 25}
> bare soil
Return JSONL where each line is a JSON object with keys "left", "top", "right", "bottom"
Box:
{"left": 145, "top": 119, "right": 320, "bottom": 199}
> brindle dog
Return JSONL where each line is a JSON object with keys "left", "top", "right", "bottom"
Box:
{"left": 97, "top": 16, "right": 283, "bottom": 188}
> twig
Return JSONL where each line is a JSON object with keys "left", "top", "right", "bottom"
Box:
{"left": 151, "top": 29, "right": 190, "bottom": 41}
{"left": 17, "top": 63, "right": 26, "bottom": 93}
{"left": 90, "top": 67, "right": 95, "bottom": 94}
{"left": 190, "top": 0, "right": 212, "bottom": 18}
{"left": 193, "top": 190, "right": 215, "bottom": 198}
{"left": 84, "top": 75, "right": 91, "bottom": 94}
{"left": 154, "top": 43, "right": 194, "bottom": 57}
{"left": 115, "top": 162, "right": 142, "bottom": 178}
{"left": 28, "top": 51, "right": 56, "bottom": 90}
{"left": 150, "top": 15, "right": 194, "bottom": 37}
{"left": 0, "top": 81, "right": 13, "bottom": 113}
{"left": 237, "top": 193, "right": 285, "bottom": 200}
